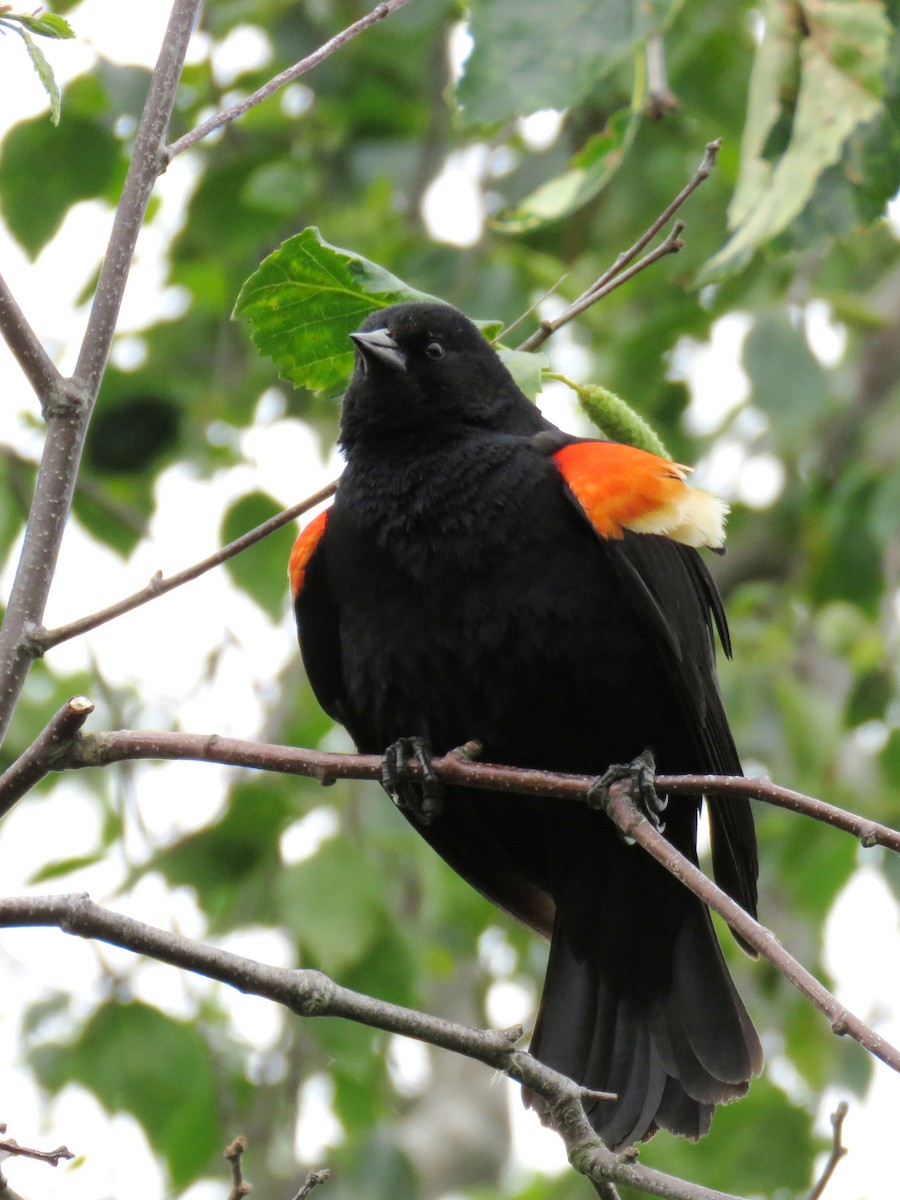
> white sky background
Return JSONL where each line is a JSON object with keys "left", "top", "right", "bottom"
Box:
{"left": 0, "top": 6, "right": 899, "bottom": 1200}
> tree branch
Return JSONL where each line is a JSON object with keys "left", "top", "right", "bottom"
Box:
{"left": 0, "top": 271, "right": 64, "bottom": 406}
{"left": 3, "top": 717, "right": 895, "bottom": 1075}
{"left": 0, "top": 695, "right": 94, "bottom": 821}
{"left": 0, "top": 0, "right": 201, "bottom": 752}
{"left": 35, "top": 480, "right": 338, "bottom": 652}
{"left": 807, "top": 1102, "right": 848, "bottom": 1200}
{"left": 0, "top": 891, "right": 746, "bottom": 1200}
{"left": 596, "top": 779, "right": 900, "bottom": 1074}
{"left": 166, "top": 0, "right": 421, "bottom": 160}
{"left": 517, "top": 139, "right": 720, "bottom": 353}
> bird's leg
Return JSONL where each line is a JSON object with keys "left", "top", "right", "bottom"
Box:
{"left": 587, "top": 748, "right": 667, "bottom": 840}
{"left": 381, "top": 735, "right": 444, "bottom": 825}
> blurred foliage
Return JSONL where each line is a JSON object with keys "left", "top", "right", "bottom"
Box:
{"left": 1, "top": 0, "right": 900, "bottom": 1198}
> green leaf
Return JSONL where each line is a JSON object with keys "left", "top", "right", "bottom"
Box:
{"left": 492, "top": 108, "right": 639, "bottom": 233}
{"left": 221, "top": 491, "right": 298, "bottom": 622}
{"left": 31, "top": 1003, "right": 221, "bottom": 1188}
{"left": 742, "top": 311, "right": 828, "bottom": 441}
{"left": 456, "top": 0, "right": 679, "bottom": 125}
{"left": 149, "top": 778, "right": 293, "bottom": 930}
{"left": 705, "top": 0, "right": 892, "bottom": 277}
{"left": 234, "top": 227, "right": 439, "bottom": 393}
{"left": 12, "top": 26, "right": 63, "bottom": 124}
{"left": 278, "top": 839, "right": 388, "bottom": 976}
{"left": 29, "top": 852, "right": 107, "bottom": 884}
{"left": 15, "top": 13, "right": 75, "bottom": 38}
{"left": 634, "top": 1074, "right": 818, "bottom": 1193}
{"left": 497, "top": 348, "right": 548, "bottom": 400}
{"left": 0, "top": 107, "right": 119, "bottom": 256}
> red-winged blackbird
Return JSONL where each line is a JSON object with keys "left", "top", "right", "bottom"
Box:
{"left": 291, "top": 301, "right": 762, "bottom": 1148}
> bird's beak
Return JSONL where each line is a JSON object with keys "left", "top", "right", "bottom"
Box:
{"left": 349, "top": 328, "right": 407, "bottom": 374}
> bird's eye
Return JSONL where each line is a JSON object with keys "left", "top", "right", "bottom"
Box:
{"left": 425, "top": 341, "right": 444, "bottom": 360}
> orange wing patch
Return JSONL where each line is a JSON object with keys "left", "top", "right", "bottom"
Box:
{"left": 289, "top": 508, "right": 330, "bottom": 599}
{"left": 553, "top": 442, "right": 728, "bottom": 550}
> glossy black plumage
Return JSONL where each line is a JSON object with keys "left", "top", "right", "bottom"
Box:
{"left": 293, "top": 301, "right": 761, "bottom": 1147}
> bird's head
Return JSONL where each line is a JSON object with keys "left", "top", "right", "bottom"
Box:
{"left": 340, "top": 301, "right": 544, "bottom": 453}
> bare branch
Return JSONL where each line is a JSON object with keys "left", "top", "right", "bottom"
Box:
{"left": 656, "top": 774, "right": 900, "bottom": 855}
{"left": 597, "top": 778, "right": 900, "bottom": 1074}
{"left": 0, "top": 695, "right": 94, "bottom": 821}
{"left": 20, "top": 725, "right": 894, "bottom": 1074}
{"left": 517, "top": 139, "right": 720, "bottom": 353}
{"left": 36, "top": 479, "right": 338, "bottom": 652}
{"left": 808, "top": 1102, "right": 848, "bottom": 1200}
{"left": 291, "top": 1169, "right": 331, "bottom": 1200}
{"left": 0, "top": 0, "right": 201, "bottom": 752}
{"left": 0, "top": 892, "right": 746, "bottom": 1200}
{"left": 167, "top": 0, "right": 421, "bottom": 159}
{"left": 0, "top": 271, "right": 64, "bottom": 406}
{"left": 0, "top": 1139, "right": 75, "bottom": 1168}
{"left": 223, "top": 1137, "right": 253, "bottom": 1200}
{"left": 61, "top": 729, "right": 900, "bottom": 857}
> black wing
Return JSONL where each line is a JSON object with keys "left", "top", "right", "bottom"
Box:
{"left": 611, "top": 532, "right": 758, "bottom": 926}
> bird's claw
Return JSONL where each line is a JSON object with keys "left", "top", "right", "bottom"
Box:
{"left": 381, "top": 735, "right": 443, "bottom": 825}
{"left": 587, "top": 749, "right": 666, "bottom": 841}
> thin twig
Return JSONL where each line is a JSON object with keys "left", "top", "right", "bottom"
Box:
{"left": 807, "top": 1103, "right": 848, "bottom": 1200}
{"left": 291, "top": 1169, "right": 331, "bottom": 1200}
{"left": 517, "top": 139, "right": 720, "bottom": 352}
{"left": 525, "top": 222, "right": 685, "bottom": 341}
{"left": 0, "top": 696, "right": 94, "bottom": 821}
{"left": 656, "top": 774, "right": 900, "bottom": 854}
{"left": 0, "top": 1139, "right": 74, "bottom": 1168}
{"left": 35, "top": 479, "right": 337, "bottom": 651}
{"left": 0, "top": 272, "right": 64, "bottom": 406}
{"left": 223, "top": 1137, "right": 252, "bottom": 1200}
{"left": 167, "top": 0, "right": 420, "bottom": 159}
{"left": 0, "top": 0, "right": 201, "bottom": 753}
{"left": 598, "top": 779, "right": 900, "bottom": 1074}
{"left": 0, "top": 892, "right": 746, "bottom": 1200}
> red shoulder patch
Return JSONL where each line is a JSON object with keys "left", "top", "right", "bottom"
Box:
{"left": 552, "top": 442, "right": 727, "bottom": 549}
{"left": 289, "top": 508, "right": 329, "bottom": 599}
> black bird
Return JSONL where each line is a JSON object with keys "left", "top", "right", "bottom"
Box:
{"left": 290, "top": 300, "right": 762, "bottom": 1148}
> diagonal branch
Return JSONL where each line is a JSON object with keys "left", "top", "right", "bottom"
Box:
{"left": 35, "top": 480, "right": 338, "bottom": 652}
{"left": 0, "top": 0, "right": 202, "bottom": 752}
{"left": 167, "top": 0, "right": 421, "bottom": 159}
{"left": 3, "top": 715, "right": 898, "bottom": 1075}
{"left": 807, "top": 1102, "right": 848, "bottom": 1200}
{"left": 0, "top": 695, "right": 94, "bottom": 821}
{"left": 517, "top": 139, "right": 720, "bottom": 353}
{"left": 0, "top": 271, "right": 64, "bottom": 405}
{"left": 0, "top": 891, "right": 746, "bottom": 1200}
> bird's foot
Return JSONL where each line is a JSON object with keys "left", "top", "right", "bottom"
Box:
{"left": 587, "top": 749, "right": 666, "bottom": 841}
{"left": 381, "top": 735, "right": 443, "bottom": 825}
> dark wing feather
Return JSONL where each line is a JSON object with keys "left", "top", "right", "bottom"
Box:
{"left": 293, "top": 532, "right": 347, "bottom": 726}
{"left": 611, "top": 533, "right": 758, "bottom": 925}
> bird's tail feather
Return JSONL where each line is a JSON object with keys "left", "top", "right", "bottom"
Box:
{"left": 526, "top": 873, "right": 761, "bottom": 1149}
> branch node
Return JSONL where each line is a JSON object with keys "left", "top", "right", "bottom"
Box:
{"left": 22, "top": 622, "right": 48, "bottom": 659}
{"left": 499, "top": 1023, "right": 524, "bottom": 1044}
{"left": 291, "top": 1168, "right": 331, "bottom": 1200}
{"left": 291, "top": 969, "right": 335, "bottom": 1017}
{"left": 858, "top": 824, "right": 879, "bottom": 848}
{"left": 447, "top": 739, "right": 483, "bottom": 763}
{"left": 830, "top": 1016, "right": 849, "bottom": 1037}
{"left": 223, "top": 1134, "right": 252, "bottom": 1200}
